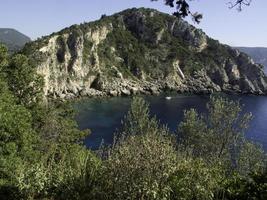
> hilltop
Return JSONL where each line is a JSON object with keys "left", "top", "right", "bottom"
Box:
{"left": 0, "top": 28, "right": 31, "bottom": 52}
{"left": 22, "top": 8, "right": 267, "bottom": 99}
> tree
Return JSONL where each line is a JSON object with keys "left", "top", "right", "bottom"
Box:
{"left": 20, "top": 101, "right": 93, "bottom": 199}
{"left": 119, "top": 97, "right": 160, "bottom": 137}
{"left": 151, "top": 0, "right": 252, "bottom": 23}
{"left": 0, "top": 46, "right": 40, "bottom": 199}
{"left": 5, "top": 54, "right": 43, "bottom": 108}
{"left": 170, "top": 158, "right": 224, "bottom": 200}
{"left": 99, "top": 97, "right": 180, "bottom": 199}
{"left": 178, "top": 96, "right": 265, "bottom": 175}
{"left": 0, "top": 43, "right": 98, "bottom": 200}
{"left": 222, "top": 169, "right": 267, "bottom": 199}
{"left": 37, "top": 101, "right": 89, "bottom": 145}
{"left": 0, "top": 76, "right": 39, "bottom": 198}
{"left": 99, "top": 97, "right": 226, "bottom": 200}
{"left": 0, "top": 44, "right": 8, "bottom": 72}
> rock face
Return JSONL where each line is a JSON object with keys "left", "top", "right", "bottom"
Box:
{"left": 22, "top": 8, "right": 267, "bottom": 99}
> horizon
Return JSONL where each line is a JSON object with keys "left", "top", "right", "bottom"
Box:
{"left": 0, "top": 0, "right": 266, "bottom": 47}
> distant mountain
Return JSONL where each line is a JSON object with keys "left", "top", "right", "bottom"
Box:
{"left": 0, "top": 28, "right": 31, "bottom": 52}
{"left": 235, "top": 47, "right": 267, "bottom": 73}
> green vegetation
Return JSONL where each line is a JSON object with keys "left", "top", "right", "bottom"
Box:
{"left": 0, "top": 43, "right": 266, "bottom": 199}
{"left": 0, "top": 44, "right": 95, "bottom": 200}
{"left": 98, "top": 26, "right": 149, "bottom": 79}
{"left": 96, "top": 97, "right": 266, "bottom": 200}
{"left": 5, "top": 54, "right": 43, "bottom": 108}
{"left": 82, "top": 38, "right": 93, "bottom": 65}
{"left": 56, "top": 35, "right": 66, "bottom": 63}
{"left": 94, "top": 9, "right": 238, "bottom": 78}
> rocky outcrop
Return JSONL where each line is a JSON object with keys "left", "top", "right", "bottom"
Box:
{"left": 22, "top": 8, "right": 267, "bottom": 99}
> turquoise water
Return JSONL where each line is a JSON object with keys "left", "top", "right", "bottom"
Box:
{"left": 74, "top": 94, "right": 267, "bottom": 150}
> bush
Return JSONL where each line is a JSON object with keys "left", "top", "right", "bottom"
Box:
{"left": 221, "top": 170, "right": 267, "bottom": 200}
{"left": 170, "top": 158, "right": 224, "bottom": 200}
{"left": 98, "top": 97, "right": 178, "bottom": 199}
{"left": 101, "top": 131, "right": 178, "bottom": 200}
{"left": 177, "top": 96, "right": 265, "bottom": 174}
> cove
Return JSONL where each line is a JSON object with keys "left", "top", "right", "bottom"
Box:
{"left": 73, "top": 94, "right": 267, "bottom": 151}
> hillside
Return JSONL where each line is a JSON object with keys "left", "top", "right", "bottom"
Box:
{"left": 235, "top": 47, "right": 267, "bottom": 73}
{"left": 0, "top": 28, "right": 31, "bottom": 52}
{"left": 22, "top": 8, "right": 267, "bottom": 99}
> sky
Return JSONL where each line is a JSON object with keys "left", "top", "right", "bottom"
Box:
{"left": 0, "top": 0, "right": 266, "bottom": 47}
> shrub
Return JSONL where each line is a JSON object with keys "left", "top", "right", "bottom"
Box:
{"left": 170, "top": 158, "right": 224, "bottom": 200}
{"left": 177, "top": 96, "right": 264, "bottom": 174}
{"left": 221, "top": 170, "right": 267, "bottom": 200}
{"left": 98, "top": 97, "right": 178, "bottom": 199}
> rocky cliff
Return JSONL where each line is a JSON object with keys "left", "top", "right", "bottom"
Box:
{"left": 22, "top": 8, "right": 267, "bottom": 99}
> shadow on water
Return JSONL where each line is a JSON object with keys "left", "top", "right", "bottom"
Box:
{"left": 73, "top": 94, "right": 267, "bottom": 150}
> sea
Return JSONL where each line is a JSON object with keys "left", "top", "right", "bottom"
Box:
{"left": 74, "top": 94, "right": 267, "bottom": 151}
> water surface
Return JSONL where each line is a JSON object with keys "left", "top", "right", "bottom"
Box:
{"left": 74, "top": 94, "right": 267, "bottom": 150}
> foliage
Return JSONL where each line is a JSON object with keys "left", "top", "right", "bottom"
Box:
{"left": 170, "top": 158, "right": 224, "bottom": 200}
{"left": 237, "top": 141, "right": 266, "bottom": 176}
{"left": 99, "top": 97, "right": 178, "bottom": 200}
{"left": 0, "top": 44, "right": 9, "bottom": 71}
{"left": 0, "top": 43, "right": 99, "bottom": 200}
{"left": 82, "top": 38, "right": 93, "bottom": 64}
{"left": 4, "top": 54, "right": 43, "bottom": 107}
{"left": 23, "top": 101, "right": 94, "bottom": 199}
{"left": 100, "top": 131, "right": 178, "bottom": 200}
{"left": 98, "top": 26, "right": 149, "bottom": 79}
{"left": 37, "top": 101, "right": 89, "bottom": 145}
{"left": 97, "top": 8, "right": 239, "bottom": 77}
{"left": 56, "top": 35, "right": 66, "bottom": 63}
{"left": 0, "top": 42, "right": 266, "bottom": 199}
{"left": 0, "top": 76, "right": 40, "bottom": 200}
{"left": 120, "top": 97, "right": 160, "bottom": 136}
{"left": 97, "top": 97, "right": 266, "bottom": 200}
{"left": 15, "top": 144, "right": 100, "bottom": 200}
{"left": 221, "top": 170, "right": 267, "bottom": 200}
{"left": 177, "top": 96, "right": 264, "bottom": 175}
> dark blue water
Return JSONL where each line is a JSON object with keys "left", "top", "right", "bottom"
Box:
{"left": 74, "top": 94, "right": 267, "bottom": 150}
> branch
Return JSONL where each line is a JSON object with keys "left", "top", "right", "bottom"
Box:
{"left": 228, "top": 0, "right": 252, "bottom": 12}
{"left": 150, "top": 0, "right": 252, "bottom": 22}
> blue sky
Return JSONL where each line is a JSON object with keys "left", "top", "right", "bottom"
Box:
{"left": 0, "top": 0, "right": 266, "bottom": 47}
